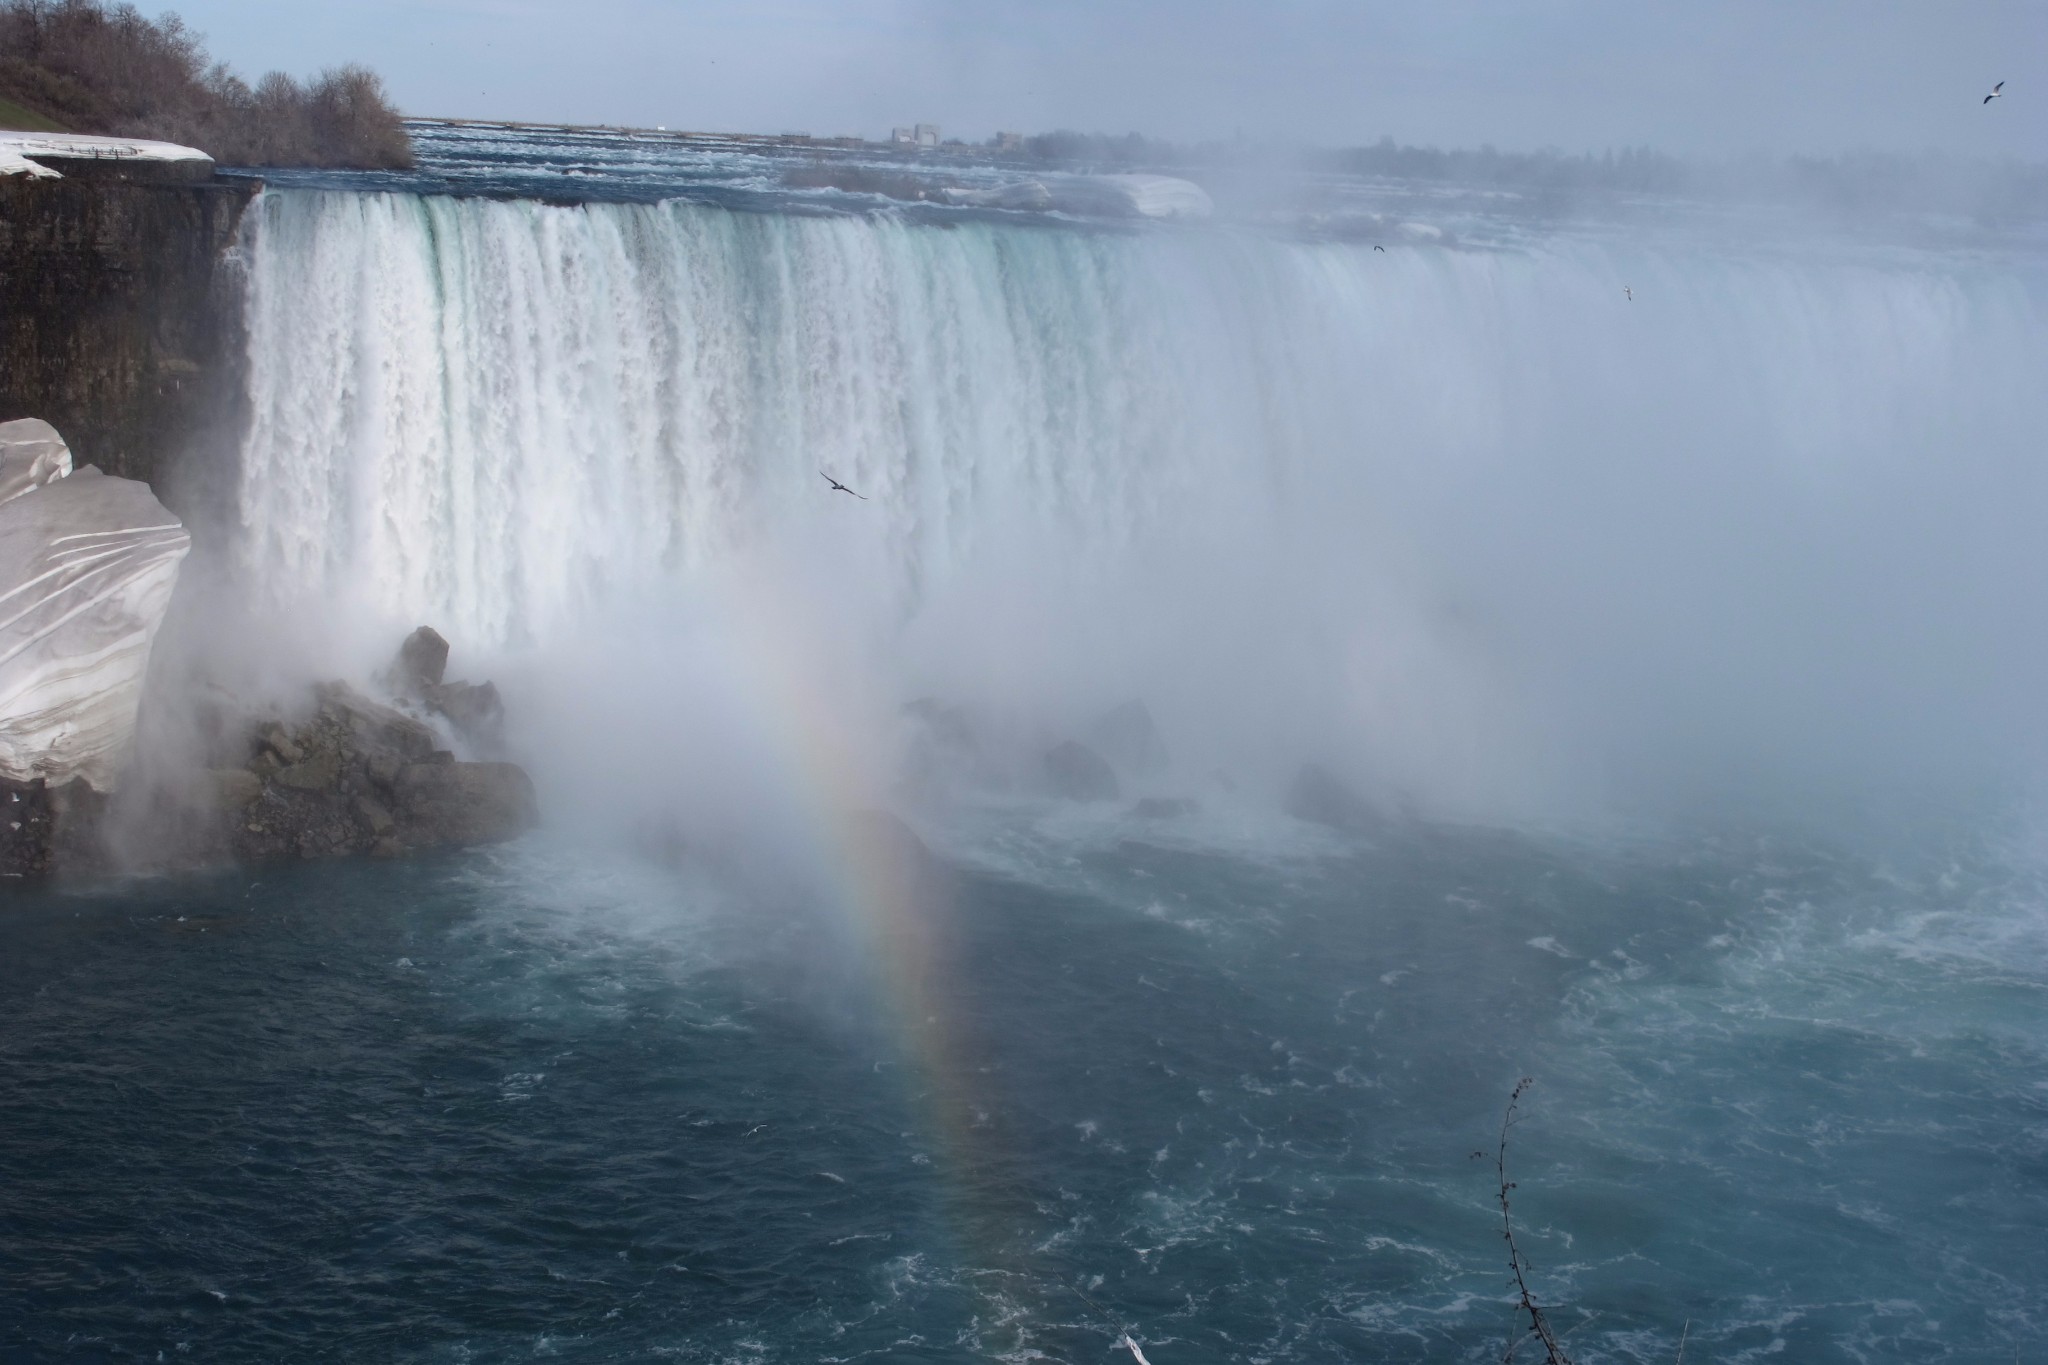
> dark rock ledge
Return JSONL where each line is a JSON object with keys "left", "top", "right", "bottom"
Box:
{"left": 0, "top": 625, "right": 538, "bottom": 878}
{"left": 212, "top": 675, "right": 536, "bottom": 864}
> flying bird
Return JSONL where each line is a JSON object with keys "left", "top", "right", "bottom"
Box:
{"left": 1624, "top": 286, "right": 1633, "bottom": 301}
{"left": 821, "top": 471, "right": 867, "bottom": 500}
{"left": 1373, "top": 244, "right": 1385, "bottom": 252}
{"left": 1985, "top": 81, "right": 2005, "bottom": 104}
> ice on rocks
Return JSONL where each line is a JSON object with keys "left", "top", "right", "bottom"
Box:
{"left": 0, "top": 421, "right": 189, "bottom": 790}
{"left": 0, "top": 131, "right": 213, "bottom": 179}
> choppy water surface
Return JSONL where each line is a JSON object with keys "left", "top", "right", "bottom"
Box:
{"left": 5, "top": 810, "right": 2045, "bottom": 1362}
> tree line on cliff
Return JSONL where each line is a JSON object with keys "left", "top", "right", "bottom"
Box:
{"left": 0, "top": 0, "right": 411, "bottom": 168}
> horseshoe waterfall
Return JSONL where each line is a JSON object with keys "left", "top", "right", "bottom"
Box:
{"left": 9, "top": 158, "right": 2048, "bottom": 1364}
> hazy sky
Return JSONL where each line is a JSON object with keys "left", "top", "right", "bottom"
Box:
{"left": 143, "top": 0, "right": 2045, "bottom": 157}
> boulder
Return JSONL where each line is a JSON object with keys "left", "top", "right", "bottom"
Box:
{"left": 206, "top": 768, "right": 262, "bottom": 809}
{"left": 903, "top": 697, "right": 978, "bottom": 754}
{"left": 421, "top": 679, "right": 503, "bottom": 747}
{"left": 391, "top": 626, "right": 511, "bottom": 752}
{"left": 273, "top": 753, "right": 341, "bottom": 792}
{"left": 0, "top": 423, "right": 190, "bottom": 793}
{"left": 1285, "top": 763, "right": 1386, "bottom": 834}
{"left": 354, "top": 793, "right": 395, "bottom": 835}
{"left": 217, "top": 670, "right": 535, "bottom": 865}
{"left": 1088, "top": 699, "right": 1168, "bottom": 776}
{"left": 394, "top": 761, "right": 537, "bottom": 847}
{"left": 1044, "top": 740, "right": 1119, "bottom": 802}
{"left": 396, "top": 625, "right": 450, "bottom": 690}
{"left": 312, "top": 681, "right": 438, "bottom": 761}
{"left": 1130, "top": 796, "right": 1199, "bottom": 820}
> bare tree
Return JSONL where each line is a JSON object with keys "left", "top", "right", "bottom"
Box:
{"left": 0, "top": 0, "right": 412, "bottom": 168}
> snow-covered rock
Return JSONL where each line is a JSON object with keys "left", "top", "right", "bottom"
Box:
{"left": 0, "top": 420, "right": 190, "bottom": 790}
{"left": 0, "top": 419, "right": 73, "bottom": 502}
{"left": 0, "top": 131, "right": 212, "bottom": 180}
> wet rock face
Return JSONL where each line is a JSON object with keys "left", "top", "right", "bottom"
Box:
{"left": 420, "top": 680, "right": 503, "bottom": 748}
{"left": 393, "top": 762, "right": 538, "bottom": 849}
{"left": 391, "top": 626, "right": 504, "bottom": 751}
{"left": 396, "top": 626, "right": 449, "bottom": 690}
{"left": 219, "top": 680, "right": 536, "bottom": 864}
{"left": 1285, "top": 763, "right": 1386, "bottom": 834}
{"left": 0, "top": 169, "right": 256, "bottom": 505}
{"left": 0, "top": 777, "right": 105, "bottom": 878}
{"left": 1044, "top": 739, "right": 1120, "bottom": 802}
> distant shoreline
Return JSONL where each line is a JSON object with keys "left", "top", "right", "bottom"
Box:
{"left": 402, "top": 117, "right": 1022, "bottom": 163}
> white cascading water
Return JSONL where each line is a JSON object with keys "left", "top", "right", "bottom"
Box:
{"left": 233, "top": 188, "right": 2048, "bottom": 820}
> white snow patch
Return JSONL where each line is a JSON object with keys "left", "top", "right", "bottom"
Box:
{"left": 0, "top": 131, "right": 212, "bottom": 179}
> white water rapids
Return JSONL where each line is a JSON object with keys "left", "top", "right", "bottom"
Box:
{"left": 231, "top": 188, "right": 2048, "bottom": 820}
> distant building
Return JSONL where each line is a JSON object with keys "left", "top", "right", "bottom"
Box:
{"left": 995, "top": 131, "right": 1023, "bottom": 151}
{"left": 891, "top": 127, "right": 915, "bottom": 144}
{"left": 914, "top": 123, "right": 940, "bottom": 148}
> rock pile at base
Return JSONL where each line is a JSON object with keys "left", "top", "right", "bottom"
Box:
{"left": 0, "top": 422, "right": 536, "bottom": 878}
{"left": 389, "top": 625, "right": 505, "bottom": 749}
{"left": 1044, "top": 738, "right": 1119, "bottom": 801}
{"left": 212, "top": 676, "right": 535, "bottom": 863}
{"left": 1285, "top": 763, "right": 1387, "bottom": 834}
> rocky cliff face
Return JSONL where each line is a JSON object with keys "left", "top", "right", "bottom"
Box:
{"left": 0, "top": 158, "right": 255, "bottom": 514}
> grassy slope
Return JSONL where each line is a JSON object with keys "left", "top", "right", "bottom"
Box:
{"left": 0, "top": 94, "right": 67, "bottom": 132}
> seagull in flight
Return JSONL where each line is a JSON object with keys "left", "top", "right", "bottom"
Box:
{"left": 1624, "top": 285, "right": 1633, "bottom": 301}
{"left": 821, "top": 471, "right": 867, "bottom": 500}
{"left": 1373, "top": 244, "right": 1385, "bottom": 252}
{"left": 1985, "top": 81, "right": 2005, "bottom": 104}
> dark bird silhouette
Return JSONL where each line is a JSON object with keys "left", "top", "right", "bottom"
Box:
{"left": 1985, "top": 81, "right": 2005, "bottom": 103}
{"left": 821, "top": 471, "right": 867, "bottom": 500}
{"left": 1373, "top": 244, "right": 1385, "bottom": 252}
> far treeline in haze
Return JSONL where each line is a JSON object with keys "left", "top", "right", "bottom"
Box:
{"left": 0, "top": 0, "right": 412, "bottom": 168}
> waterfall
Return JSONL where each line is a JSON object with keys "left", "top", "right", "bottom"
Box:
{"left": 233, "top": 188, "right": 2048, "bottom": 815}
